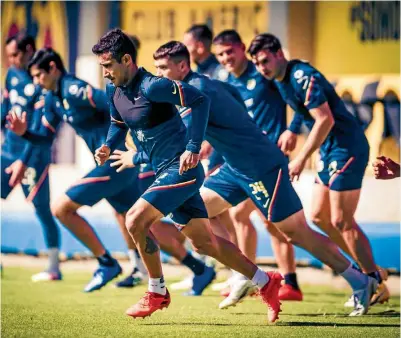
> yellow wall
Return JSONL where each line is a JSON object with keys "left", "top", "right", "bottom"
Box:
{"left": 1, "top": 1, "right": 68, "bottom": 81}
{"left": 122, "top": 1, "right": 268, "bottom": 71}
{"left": 314, "top": 1, "right": 400, "bottom": 76}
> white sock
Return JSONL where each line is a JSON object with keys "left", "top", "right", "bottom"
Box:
{"left": 133, "top": 249, "right": 148, "bottom": 276}
{"left": 47, "top": 248, "right": 59, "bottom": 272}
{"left": 148, "top": 276, "right": 166, "bottom": 295}
{"left": 252, "top": 269, "right": 269, "bottom": 289}
{"left": 128, "top": 249, "right": 136, "bottom": 268}
{"left": 340, "top": 264, "right": 368, "bottom": 291}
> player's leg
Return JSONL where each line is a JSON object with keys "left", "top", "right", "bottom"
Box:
{"left": 180, "top": 209, "right": 283, "bottom": 323}
{"left": 151, "top": 220, "right": 215, "bottom": 296}
{"left": 251, "top": 166, "right": 377, "bottom": 316}
{"left": 329, "top": 189, "right": 379, "bottom": 277}
{"left": 229, "top": 199, "right": 257, "bottom": 262}
{"left": 1, "top": 154, "right": 15, "bottom": 200}
{"left": 310, "top": 182, "right": 354, "bottom": 258}
{"left": 20, "top": 160, "right": 61, "bottom": 282}
{"left": 201, "top": 169, "right": 264, "bottom": 308}
{"left": 262, "top": 213, "right": 303, "bottom": 301}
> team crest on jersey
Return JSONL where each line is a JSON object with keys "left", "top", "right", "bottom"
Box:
{"left": 247, "top": 79, "right": 256, "bottom": 90}
{"left": 136, "top": 129, "right": 145, "bottom": 142}
{"left": 68, "top": 85, "right": 79, "bottom": 95}
{"left": 24, "top": 84, "right": 35, "bottom": 96}
{"left": 10, "top": 77, "right": 19, "bottom": 86}
{"left": 63, "top": 99, "right": 70, "bottom": 110}
{"left": 9, "top": 89, "right": 18, "bottom": 104}
{"left": 294, "top": 70, "right": 304, "bottom": 79}
{"left": 217, "top": 68, "right": 229, "bottom": 81}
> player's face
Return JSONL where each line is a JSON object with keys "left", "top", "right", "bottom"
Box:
{"left": 30, "top": 65, "right": 55, "bottom": 90}
{"left": 252, "top": 49, "right": 281, "bottom": 80}
{"left": 214, "top": 43, "right": 246, "bottom": 74}
{"left": 183, "top": 33, "right": 200, "bottom": 63}
{"left": 98, "top": 52, "right": 127, "bottom": 86}
{"left": 154, "top": 58, "right": 184, "bottom": 81}
{"left": 5, "top": 40, "right": 25, "bottom": 69}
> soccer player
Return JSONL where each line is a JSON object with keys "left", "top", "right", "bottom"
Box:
{"left": 1, "top": 33, "right": 61, "bottom": 281}
{"left": 248, "top": 33, "right": 389, "bottom": 306}
{"left": 113, "top": 38, "right": 377, "bottom": 317}
{"left": 373, "top": 156, "right": 400, "bottom": 179}
{"left": 212, "top": 29, "right": 304, "bottom": 302}
{"left": 91, "top": 28, "right": 284, "bottom": 323}
{"left": 6, "top": 47, "right": 140, "bottom": 292}
{"left": 182, "top": 24, "right": 239, "bottom": 294}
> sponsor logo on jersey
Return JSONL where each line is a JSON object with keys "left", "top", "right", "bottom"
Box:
{"left": 24, "top": 84, "right": 35, "bottom": 96}
{"left": 246, "top": 78, "right": 256, "bottom": 90}
{"left": 68, "top": 84, "right": 79, "bottom": 95}
{"left": 10, "top": 77, "right": 19, "bottom": 86}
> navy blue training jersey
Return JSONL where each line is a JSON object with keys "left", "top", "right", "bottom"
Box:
{"left": 226, "top": 61, "right": 302, "bottom": 144}
{"left": 105, "top": 68, "right": 210, "bottom": 174}
{"left": 2, "top": 66, "right": 48, "bottom": 164}
{"left": 179, "top": 71, "right": 287, "bottom": 177}
{"left": 22, "top": 73, "right": 111, "bottom": 154}
{"left": 196, "top": 54, "right": 228, "bottom": 81}
{"left": 275, "top": 60, "right": 368, "bottom": 155}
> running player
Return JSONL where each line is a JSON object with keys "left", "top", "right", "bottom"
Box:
{"left": 2, "top": 33, "right": 61, "bottom": 281}
{"left": 7, "top": 47, "right": 135, "bottom": 292}
{"left": 212, "top": 29, "right": 304, "bottom": 302}
{"left": 91, "top": 28, "right": 284, "bottom": 323}
{"left": 248, "top": 32, "right": 389, "bottom": 306}
{"left": 112, "top": 38, "right": 377, "bottom": 317}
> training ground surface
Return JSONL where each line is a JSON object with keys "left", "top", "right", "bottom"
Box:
{"left": 1, "top": 259, "right": 400, "bottom": 338}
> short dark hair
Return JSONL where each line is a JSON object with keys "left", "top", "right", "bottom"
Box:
{"left": 92, "top": 28, "right": 137, "bottom": 63}
{"left": 28, "top": 48, "right": 66, "bottom": 74}
{"left": 128, "top": 35, "right": 141, "bottom": 51}
{"left": 212, "top": 30, "right": 243, "bottom": 46}
{"left": 247, "top": 33, "right": 282, "bottom": 56}
{"left": 6, "top": 32, "right": 36, "bottom": 53}
{"left": 153, "top": 41, "right": 190, "bottom": 65}
{"left": 185, "top": 24, "right": 213, "bottom": 48}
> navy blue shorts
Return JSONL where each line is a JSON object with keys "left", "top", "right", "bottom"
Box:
{"left": 316, "top": 147, "right": 369, "bottom": 191}
{"left": 66, "top": 161, "right": 153, "bottom": 214}
{"left": 206, "top": 150, "right": 225, "bottom": 176}
{"left": 142, "top": 161, "right": 208, "bottom": 226}
{"left": 1, "top": 152, "right": 51, "bottom": 207}
{"left": 204, "top": 163, "right": 303, "bottom": 222}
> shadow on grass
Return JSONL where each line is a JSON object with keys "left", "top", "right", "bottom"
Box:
{"left": 230, "top": 310, "right": 400, "bottom": 318}
{"left": 281, "top": 322, "right": 400, "bottom": 328}
{"left": 285, "top": 310, "right": 400, "bottom": 318}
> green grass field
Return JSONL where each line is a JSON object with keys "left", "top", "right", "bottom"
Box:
{"left": 2, "top": 267, "right": 400, "bottom": 338}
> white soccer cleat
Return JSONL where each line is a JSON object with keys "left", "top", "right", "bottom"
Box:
{"left": 170, "top": 275, "right": 193, "bottom": 290}
{"left": 219, "top": 279, "right": 256, "bottom": 309}
{"left": 349, "top": 277, "right": 378, "bottom": 316}
{"left": 31, "top": 271, "right": 62, "bottom": 282}
{"left": 212, "top": 275, "right": 235, "bottom": 292}
{"left": 344, "top": 294, "right": 355, "bottom": 307}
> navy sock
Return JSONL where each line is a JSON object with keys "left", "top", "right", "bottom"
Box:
{"left": 284, "top": 273, "right": 300, "bottom": 290}
{"left": 368, "top": 271, "right": 382, "bottom": 284}
{"left": 181, "top": 252, "right": 205, "bottom": 275}
{"left": 97, "top": 252, "right": 115, "bottom": 266}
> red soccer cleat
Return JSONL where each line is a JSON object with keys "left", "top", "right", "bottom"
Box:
{"left": 125, "top": 289, "right": 171, "bottom": 318}
{"left": 279, "top": 284, "right": 303, "bottom": 301}
{"left": 259, "top": 271, "right": 283, "bottom": 323}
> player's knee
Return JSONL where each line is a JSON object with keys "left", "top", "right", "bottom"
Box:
{"left": 310, "top": 210, "right": 325, "bottom": 226}
{"left": 51, "top": 200, "right": 69, "bottom": 221}
{"left": 331, "top": 217, "right": 346, "bottom": 232}
{"left": 125, "top": 209, "right": 152, "bottom": 239}
{"left": 191, "top": 236, "right": 217, "bottom": 256}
